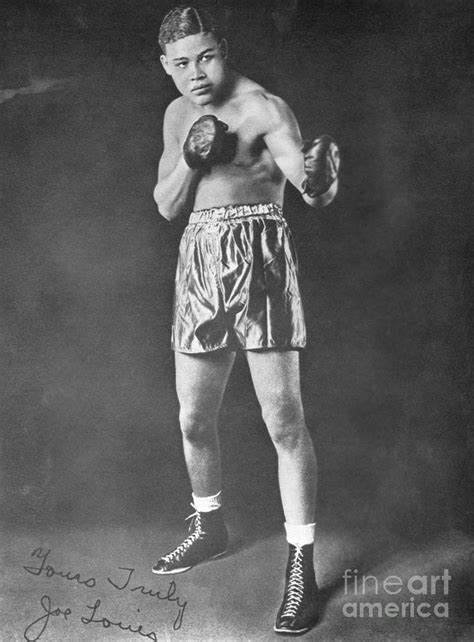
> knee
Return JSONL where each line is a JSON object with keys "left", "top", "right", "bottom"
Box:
{"left": 262, "top": 398, "right": 307, "bottom": 450}
{"left": 179, "top": 407, "right": 216, "bottom": 444}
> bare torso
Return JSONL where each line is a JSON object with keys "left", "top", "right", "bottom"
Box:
{"left": 170, "top": 75, "right": 290, "bottom": 210}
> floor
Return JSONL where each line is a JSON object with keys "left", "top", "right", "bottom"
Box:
{"left": 2, "top": 519, "right": 473, "bottom": 641}
{"left": 2, "top": 3, "right": 473, "bottom": 640}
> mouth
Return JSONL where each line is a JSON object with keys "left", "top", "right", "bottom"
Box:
{"left": 191, "top": 84, "right": 211, "bottom": 95}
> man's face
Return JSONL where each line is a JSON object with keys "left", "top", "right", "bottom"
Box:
{"left": 161, "top": 32, "right": 227, "bottom": 106}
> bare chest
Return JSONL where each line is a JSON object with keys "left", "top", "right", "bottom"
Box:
{"left": 181, "top": 105, "right": 270, "bottom": 170}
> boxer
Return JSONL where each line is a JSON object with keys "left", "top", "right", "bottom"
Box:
{"left": 152, "top": 5, "right": 339, "bottom": 635}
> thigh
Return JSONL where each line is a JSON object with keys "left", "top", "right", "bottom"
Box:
{"left": 246, "top": 349, "right": 305, "bottom": 420}
{"left": 175, "top": 350, "right": 236, "bottom": 419}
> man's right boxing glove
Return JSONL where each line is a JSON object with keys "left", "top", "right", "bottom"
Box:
{"left": 183, "top": 115, "right": 235, "bottom": 171}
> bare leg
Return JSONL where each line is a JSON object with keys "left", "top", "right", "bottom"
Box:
{"left": 246, "top": 350, "right": 319, "bottom": 633}
{"left": 175, "top": 349, "right": 235, "bottom": 497}
{"left": 246, "top": 350, "right": 317, "bottom": 524}
{"left": 152, "top": 349, "right": 235, "bottom": 575}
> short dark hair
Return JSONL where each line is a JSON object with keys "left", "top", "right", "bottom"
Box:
{"left": 159, "top": 5, "right": 222, "bottom": 52}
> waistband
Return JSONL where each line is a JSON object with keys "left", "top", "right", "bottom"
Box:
{"left": 188, "top": 202, "right": 284, "bottom": 224}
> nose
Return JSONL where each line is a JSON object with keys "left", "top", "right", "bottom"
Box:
{"left": 190, "top": 61, "right": 205, "bottom": 81}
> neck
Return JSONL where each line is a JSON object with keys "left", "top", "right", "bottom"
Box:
{"left": 204, "top": 68, "right": 239, "bottom": 110}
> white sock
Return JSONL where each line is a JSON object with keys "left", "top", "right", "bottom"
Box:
{"left": 192, "top": 491, "right": 222, "bottom": 513}
{"left": 285, "top": 522, "right": 316, "bottom": 547}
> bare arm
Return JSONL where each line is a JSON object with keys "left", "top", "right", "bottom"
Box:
{"left": 263, "top": 95, "right": 338, "bottom": 208}
{"left": 153, "top": 102, "right": 200, "bottom": 221}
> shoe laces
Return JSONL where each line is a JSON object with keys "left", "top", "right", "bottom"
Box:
{"left": 161, "top": 504, "right": 203, "bottom": 564}
{"left": 281, "top": 546, "right": 305, "bottom": 619}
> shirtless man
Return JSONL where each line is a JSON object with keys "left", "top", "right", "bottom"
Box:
{"left": 152, "top": 6, "right": 339, "bottom": 635}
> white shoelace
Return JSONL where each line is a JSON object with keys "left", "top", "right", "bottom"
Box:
{"left": 162, "top": 505, "right": 202, "bottom": 563}
{"left": 281, "top": 546, "right": 305, "bottom": 618}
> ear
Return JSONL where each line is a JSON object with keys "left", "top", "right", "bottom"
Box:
{"left": 218, "top": 38, "right": 228, "bottom": 59}
{"left": 160, "top": 54, "right": 172, "bottom": 76}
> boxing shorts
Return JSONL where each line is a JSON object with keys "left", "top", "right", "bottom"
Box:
{"left": 171, "top": 202, "right": 306, "bottom": 353}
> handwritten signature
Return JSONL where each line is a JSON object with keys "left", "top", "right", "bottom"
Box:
{"left": 108, "top": 566, "right": 186, "bottom": 629}
{"left": 22, "top": 547, "right": 188, "bottom": 640}
{"left": 23, "top": 595, "right": 72, "bottom": 642}
{"left": 81, "top": 598, "right": 163, "bottom": 641}
{"left": 24, "top": 547, "right": 96, "bottom": 588}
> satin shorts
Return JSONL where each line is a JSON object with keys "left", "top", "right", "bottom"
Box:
{"left": 171, "top": 203, "right": 306, "bottom": 353}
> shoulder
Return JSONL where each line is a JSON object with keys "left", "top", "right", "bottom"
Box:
{"left": 162, "top": 97, "right": 200, "bottom": 146}
{"left": 163, "top": 97, "right": 194, "bottom": 136}
{"left": 234, "top": 77, "right": 293, "bottom": 117}
{"left": 238, "top": 86, "right": 296, "bottom": 132}
{"left": 163, "top": 97, "right": 187, "bottom": 124}
{"left": 258, "top": 91, "right": 293, "bottom": 120}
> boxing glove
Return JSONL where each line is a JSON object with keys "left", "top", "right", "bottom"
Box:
{"left": 183, "top": 115, "right": 234, "bottom": 171}
{"left": 302, "top": 135, "right": 340, "bottom": 198}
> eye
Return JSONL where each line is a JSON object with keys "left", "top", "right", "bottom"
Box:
{"left": 200, "top": 54, "right": 213, "bottom": 62}
{"left": 175, "top": 61, "right": 187, "bottom": 68}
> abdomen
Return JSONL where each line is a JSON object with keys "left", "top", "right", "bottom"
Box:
{"left": 194, "top": 153, "right": 285, "bottom": 210}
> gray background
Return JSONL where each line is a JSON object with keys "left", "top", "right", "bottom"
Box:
{"left": 1, "top": 1, "right": 473, "bottom": 639}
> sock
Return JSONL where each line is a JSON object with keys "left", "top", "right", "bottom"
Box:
{"left": 285, "top": 522, "right": 316, "bottom": 547}
{"left": 192, "top": 490, "right": 222, "bottom": 513}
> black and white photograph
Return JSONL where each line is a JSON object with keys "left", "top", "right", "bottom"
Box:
{"left": 1, "top": 1, "right": 473, "bottom": 640}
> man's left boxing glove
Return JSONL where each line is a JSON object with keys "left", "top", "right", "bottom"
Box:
{"left": 302, "top": 135, "right": 340, "bottom": 198}
{"left": 183, "top": 115, "right": 235, "bottom": 171}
